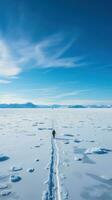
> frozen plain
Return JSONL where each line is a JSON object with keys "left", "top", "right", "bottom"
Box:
{"left": 0, "top": 108, "right": 112, "bottom": 200}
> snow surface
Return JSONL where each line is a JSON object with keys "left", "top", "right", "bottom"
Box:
{"left": 0, "top": 108, "right": 112, "bottom": 199}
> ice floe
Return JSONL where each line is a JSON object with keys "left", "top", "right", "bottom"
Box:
{"left": 64, "top": 134, "right": 74, "bottom": 137}
{"left": 64, "top": 141, "right": 69, "bottom": 144}
{"left": 27, "top": 168, "right": 35, "bottom": 173}
{"left": 38, "top": 128, "right": 46, "bottom": 130}
{"left": 10, "top": 175, "right": 22, "bottom": 182}
{"left": 34, "top": 145, "right": 40, "bottom": 148}
{"left": 86, "top": 140, "right": 95, "bottom": 143}
{"left": 35, "top": 159, "right": 39, "bottom": 162}
{"left": 74, "top": 139, "right": 82, "bottom": 143}
{"left": 10, "top": 166, "right": 23, "bottom": 172}
{"left": 85, "top": 147, "right": 112, "bottom": 155}
{"left": 0, "top": 190, "right": 11, "bottom": 197}
{"left": 0, "top": 154, "right": 9, "bottom": 162}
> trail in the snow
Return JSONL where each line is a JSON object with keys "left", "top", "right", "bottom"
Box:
{"left": 55, "top": 140, "right": 62, "bottom": 200}
{"left": 53, "top": 117, "right": 62, "bottom": 200}
{"left": 44, "top": 137, "right": 61, "bottom": 200}
{"left": 43, "top": 113, "right": 62, "bottom": 200}
{"left": 44, "top": 138, "right": 56, "bottom": 200}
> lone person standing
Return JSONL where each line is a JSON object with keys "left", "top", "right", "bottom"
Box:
{"left": 52, "top": 129, "right": 56, "bottom": 138}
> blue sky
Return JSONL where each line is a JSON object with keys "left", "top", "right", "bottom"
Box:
{"left": 0, "top": 0, "right": 112, "bottom": 104}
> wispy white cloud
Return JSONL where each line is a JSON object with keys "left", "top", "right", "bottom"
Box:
{"left": 50, "top": 90, "right": 87, "bottom": 99}
{"left": 0, "top": 40, "right": 21, "bottom": 78}
{"left": 34, "top": 35, "right": 84, "bottom": 68}
{"left": 14, "top": 87, "right": 58, "bottom": 97}
{"left": 12, "top": 34, "right": 84, "bottom": 69}
{"left": 0, "top": 34, "right": 85, "bottom": 83}
{"left": 7, "top": 87, "right": 87, "bottom": 99}
{"left": 0, "top": 79, "right": 11, "bottom": 84}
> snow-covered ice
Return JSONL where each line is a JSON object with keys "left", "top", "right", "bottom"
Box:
{"left": 10, "top": 166, "right": 23, "bottom": 172}
{"left": 0, "top": 108, "right": 112, "bottom": 199}
{"left": 10, "top": 175, "right": 22, "bottom": 182}
{"left": 27, "top": 168, "right": 35, "bottom": 173}
{"left": 85, "top": 147, "right": 112, "bottom": 155}
{"left": 0, "top": 190, "right": 12, "bottom": 197}
{"left": 0, "top": 154, "right": 9, "bottom": 161}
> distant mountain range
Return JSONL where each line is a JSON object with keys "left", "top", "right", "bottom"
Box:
{"left": 0, "top": 102, "right": 112, "bottom": 108}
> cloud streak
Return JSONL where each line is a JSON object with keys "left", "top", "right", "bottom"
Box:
{"left": 0, "top": 79, "right": 11, "bottom": 84}
{"left": 49, "top": 90, "right": 88, "bottom": 99}
{"left": 0, "top": 34, "right": 85, "bottom": 82}
{"left": 34, "top": 35, "right": 84, "bottom": 68}
{"left": 0, "top": 40, "right": 21, "bottom": 78}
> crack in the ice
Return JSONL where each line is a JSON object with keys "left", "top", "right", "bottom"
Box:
{"left": 43, "top": 137, "right": 61, "bottom": 200}
{"left": 44, "top": 138, "right": 56, "bottom": 200}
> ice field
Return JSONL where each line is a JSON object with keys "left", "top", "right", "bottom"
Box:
{"left": 0, "top": 108, "right": 112, "bottom": 200}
